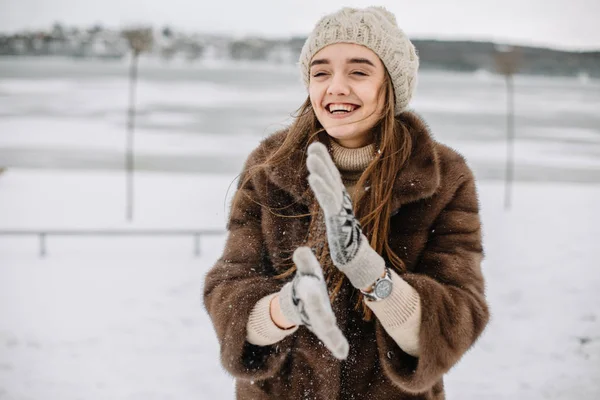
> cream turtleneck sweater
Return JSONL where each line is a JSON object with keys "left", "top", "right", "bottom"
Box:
{"left": 246, "top": 140, "right": 423, "bottom": 357}
{"left": 329, "top": 139, "right": 373, "bottom": 196}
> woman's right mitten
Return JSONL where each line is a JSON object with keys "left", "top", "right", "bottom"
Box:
{"left": 278, "top": 247, "right": 349, "bottom": 360}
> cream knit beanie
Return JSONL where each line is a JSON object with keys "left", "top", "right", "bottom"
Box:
{"left": 299, "top": 6, "right": 419, "bottom": 115}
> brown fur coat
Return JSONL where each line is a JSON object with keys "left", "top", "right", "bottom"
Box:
{"left": 203, "top": 111, "right": 489, "bottom": 399}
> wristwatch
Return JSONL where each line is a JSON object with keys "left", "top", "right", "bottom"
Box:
{"left": 360, "top": 267, "right": 393, "bottom": 302}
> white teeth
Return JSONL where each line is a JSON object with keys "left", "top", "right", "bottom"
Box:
{"left": 327, "top": 103, "right": 357, "bottom": 113}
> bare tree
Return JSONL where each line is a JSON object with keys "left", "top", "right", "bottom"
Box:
{"left": 494, "top": 45, "right": 521, "bottom": 211}
{"left": 122, "top": 27, "right": 153, "bottom": 221}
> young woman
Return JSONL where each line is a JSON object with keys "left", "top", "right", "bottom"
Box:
{"left": 204, "top": 6, "right": 489, "bottom": 399}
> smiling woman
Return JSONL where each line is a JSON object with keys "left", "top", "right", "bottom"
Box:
{"left": 308, "top": 43, "right": 387, "bottom": 148}
{"left": 203, "top": 6, "right": 489, "bottom": 400}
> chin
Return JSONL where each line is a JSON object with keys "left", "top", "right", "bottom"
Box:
{"left": 318, "top": 112, "right": 377, "bottom": 146}
{"left": 324, "top": 125, "right": 360, "bottom": 141}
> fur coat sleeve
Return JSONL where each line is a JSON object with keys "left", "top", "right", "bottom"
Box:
{"left": 376, "top": 162, "right": 489, "bottom": 393}
{"left": 202, "top": 147, "right": 293, "bottom": 381}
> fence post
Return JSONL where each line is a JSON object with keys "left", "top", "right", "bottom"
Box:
{"left": 39, "top": 233, "right": 46, "bottom": 258}
{"left": 494, "top": 45, "right": 521, "bottom": 211}
{"left": 194, "top": 234, "right": 200, "bottom": 257}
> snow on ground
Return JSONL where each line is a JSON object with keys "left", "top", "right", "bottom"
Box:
{"left": 0, "top": 169, "right": 599, "bottom": 399}
{"left": 0, "top": 170, "right": 236, "bottom": 400}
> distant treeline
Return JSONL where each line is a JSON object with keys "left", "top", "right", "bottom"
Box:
{"left": 1, "top": 24, "right": 598, "bottom": 78}
{"left": 413, "top": 39, "right": 599, "bottom": 77}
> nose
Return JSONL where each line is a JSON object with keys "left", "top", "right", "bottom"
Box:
{"left": 327, "top": 74, "right": 350, "bottom": 96}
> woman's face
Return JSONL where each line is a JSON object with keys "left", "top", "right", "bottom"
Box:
{"left": 309, "top": 43, "right": 386, "bottom": 148}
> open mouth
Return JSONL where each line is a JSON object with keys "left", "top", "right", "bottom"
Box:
{"left": 326, "top": 103, "right": 361, "bottom": 116}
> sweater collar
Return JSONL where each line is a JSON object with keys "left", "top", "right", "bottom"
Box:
{"left": 330, "top": 140, "right": 375, "bottom": 173}
{"left": 265, "top": 111, "right": 441, "bottom": 213}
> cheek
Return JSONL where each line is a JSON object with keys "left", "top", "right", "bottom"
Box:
{"left": 354, "top": 85, "right": 375, "bottom": 109}
{"left": 308, "top": 86, "right": 322, "bottom": 109}
{"left": 363, "top": 85, "right": 383, "bottom": 111}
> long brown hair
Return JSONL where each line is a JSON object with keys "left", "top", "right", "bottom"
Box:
{"left": 231, "top": 71, "right": 413, "bottom": 320}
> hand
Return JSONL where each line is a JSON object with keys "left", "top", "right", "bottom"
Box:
{"left": 306, "top": 142, "right": 385, "bottom": 290}
{"left": 278, "top": 247, "right": 349, "bottom": 360}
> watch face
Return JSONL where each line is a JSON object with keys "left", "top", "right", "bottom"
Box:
{"left": 375, "top": 279, "right": 393, "bottom": 299}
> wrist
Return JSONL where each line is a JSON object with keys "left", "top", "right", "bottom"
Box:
{"left": 337, "top": 234, "right": 386, "bottom": 289}
{"left": 361, "top": 269, "right": 388, "bottom": 292}
{"left": 360, "top": 266, "right": 393, "bottom": 302}
{"left": 270, "top": 293, "right": 297, "bottom": 330}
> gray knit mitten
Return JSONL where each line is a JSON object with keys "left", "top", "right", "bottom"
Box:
{"left": 278, "top": 247, "right": 349, "bottom": 360}
{"left": 306, "top": 142, "right": 385, "bottom": 290}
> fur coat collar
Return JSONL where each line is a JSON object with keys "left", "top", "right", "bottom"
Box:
{"left": 266, "top": 111, "right": 441, "bottom": 212}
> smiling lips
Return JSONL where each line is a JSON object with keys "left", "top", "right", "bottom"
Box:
{"left": 325, "top": 103, "right": 361, "bottom": 118}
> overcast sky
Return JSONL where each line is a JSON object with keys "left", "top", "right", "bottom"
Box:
{"left": 2, "top": 0, "right": 599, "bottom": 50}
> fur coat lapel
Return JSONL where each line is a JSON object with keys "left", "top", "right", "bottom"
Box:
{"left": 265, "top": 111, "right": 441, "bottom": 212}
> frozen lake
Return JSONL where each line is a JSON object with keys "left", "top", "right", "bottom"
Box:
{"left": 1, "top": 57, "right": 599, "bottom": 182}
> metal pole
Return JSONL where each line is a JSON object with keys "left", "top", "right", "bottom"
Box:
{"left": 194, "top": 234, "right": 201, "bottom": 257}
{"left": 126, "top": 53, "right": 138, "bottom": 221}
{"left": 39, "top": 233, "right": 46, "bottom": 258}
{"left": 504, "top": 74, "right": 515, "bottom": 211}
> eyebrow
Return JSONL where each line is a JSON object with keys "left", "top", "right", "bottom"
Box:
{"left": 309, "top": 57, "right": 376, "bottom": 68}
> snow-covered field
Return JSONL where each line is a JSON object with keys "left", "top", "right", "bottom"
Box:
{"left": 0, "top": 171, "right": 598, "bottom": 399}
{"left": 0, "top": 58, "right": 599, "bottom": 399}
